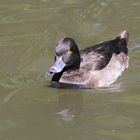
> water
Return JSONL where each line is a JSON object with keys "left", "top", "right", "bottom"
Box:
{"left": 0, "top": 0, "right": 140, "bottom": 140}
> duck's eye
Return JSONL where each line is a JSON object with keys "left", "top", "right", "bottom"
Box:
{"left": 66, "top": 50, "right": 72, "bottom": 55}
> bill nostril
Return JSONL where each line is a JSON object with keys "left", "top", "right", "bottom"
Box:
{"left": 48, "top": 67, "right": 55, "bottom": 74}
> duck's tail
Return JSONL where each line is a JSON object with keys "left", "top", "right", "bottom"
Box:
{"left": 117, "top": 30, "right": 129, "bottom": 55}
{"left": 119, "top": 30, "right": 129, "bottom": 41}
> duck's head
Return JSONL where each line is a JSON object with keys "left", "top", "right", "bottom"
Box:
{"left": 48, "top": 37, "right": 80, "bottom": 82}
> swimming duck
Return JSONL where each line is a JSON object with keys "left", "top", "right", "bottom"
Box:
{"left": 47, "top": 30, "right": 129, "bottom": 88}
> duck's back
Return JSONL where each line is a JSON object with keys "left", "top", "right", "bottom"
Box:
{"left": 80, "top": 37, "right": 128, "bottom": 71}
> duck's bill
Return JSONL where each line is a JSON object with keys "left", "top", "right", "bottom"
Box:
{"left": 48, "top": 56, "right": 66, "bottom": 74}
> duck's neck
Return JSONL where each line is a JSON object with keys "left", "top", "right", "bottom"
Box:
{"left": 51, "top": 65, "right": 79, "bottom": 82}
{"left": 51, "top": 71, "right": 64, "bottom": 82}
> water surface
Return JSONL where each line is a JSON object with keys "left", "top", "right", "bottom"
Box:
{"left": 0, "top": 0, "right": 140, "bottom": 140}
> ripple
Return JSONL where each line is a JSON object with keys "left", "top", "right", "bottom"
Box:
{"left": 0, "top": 120, "right": 16, "bottom": 130}
{"left": 95, "top": 81, "right": 124, "bottom": 93}
{"left": 94, "top": 115, "right": 134, "bottom": 126}
{"left": 129, "top": 44, "right": 140, "bottom": 52}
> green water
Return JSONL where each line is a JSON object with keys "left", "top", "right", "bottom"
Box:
{"left": 0, "top": 0, "right": 140, "bottom": 140}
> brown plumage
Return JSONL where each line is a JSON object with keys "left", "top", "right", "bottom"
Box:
{"left": 47, "top": 30, "right": 129, "bottom": 88}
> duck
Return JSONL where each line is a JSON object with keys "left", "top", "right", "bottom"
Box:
{"left": 47, "top": 30, "right": 129, "bottom": 88}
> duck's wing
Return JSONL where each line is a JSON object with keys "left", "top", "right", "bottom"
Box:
{"left": 60, "top": 68, "right": 91, "bottom": 85}
{"left": 80, "top": 33, "right": 128, "bottom": 71}
{"left": 89, "top": 52, "right": 129, "bottom": 87}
